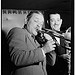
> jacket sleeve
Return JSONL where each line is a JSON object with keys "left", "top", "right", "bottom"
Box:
{"left": 46, "top": 51, "right": 56, "bottom": 66}
{"left": 7, "top": 27, "right": 44, "bottom": 66}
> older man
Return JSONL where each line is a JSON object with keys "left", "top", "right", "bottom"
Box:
{"left": 7, "top": 11, "right": 56, "bottom": 75}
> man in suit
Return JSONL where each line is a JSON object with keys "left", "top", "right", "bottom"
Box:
{"left": 46, "top": 13, "right": 71, "bottom": 75}
{"left": 7, "top": 10, "right": 56, "bottom": 75}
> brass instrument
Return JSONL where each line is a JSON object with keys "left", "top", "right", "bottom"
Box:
{"left": 35, "top": 27, "right": 71, "bottom": 75}
{"left": 42, "top": 28, "right": 71, "bottom": 42}
{"left": 35, "top": 28, "right": 71, "bottom": 50}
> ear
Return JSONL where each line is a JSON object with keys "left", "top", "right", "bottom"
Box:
{"left": 60, "top": 19, "right": 62, "bottom": 24}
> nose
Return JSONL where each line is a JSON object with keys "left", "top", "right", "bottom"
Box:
{"left": 55, "top": 21, "right": 59, "bottom": 25}
{"left": 37, "top": 24, "right": 41, "bottom": 30}
{"left": 37, "top": 24, "right": 40, "bottom": 28}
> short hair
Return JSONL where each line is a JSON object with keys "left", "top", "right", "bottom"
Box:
{"left": 27, "top": 10, "right": 44, "bottom": 21}
{"left": 50, "top": 13, "right": 60, "bottom": 18}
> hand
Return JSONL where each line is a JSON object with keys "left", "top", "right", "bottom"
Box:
{"left": 60, "top": 54, "right": 71, "bottom": 62}
{"left": 44, "top": 33, "right": 53, "bottom": 40}
{"left": 42, "top": 39, "right": 56, "bottom": 54}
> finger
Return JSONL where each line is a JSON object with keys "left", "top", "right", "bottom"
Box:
{"left": 44, "top": 33, "right": 53, "bottom": 40}
{"left": 50, "top": 41, "right": 55, "bottom": 45}
{"left": 49, "top": 39, "right": 54, "bottom": 42}
{"left": 48, "top": 40, "right": 55, "bottom": 44}
{"left": 52, "top": 45, "right": 56, "bottom": 47}
{"left": 49, "top": 45, "right": 56, "bottom": 49}
{"left": 51, "top": 48, "right": 55, "bottom": 51}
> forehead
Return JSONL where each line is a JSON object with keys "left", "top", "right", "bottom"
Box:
{"left": 31, "top": 13, "right": 44, "bottom": 21}
{"left": 50, "top": 14, "right": 60, "bottom": 19}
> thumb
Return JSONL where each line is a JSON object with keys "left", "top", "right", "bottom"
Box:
{"left": 44, "top": 33, "right": 53, "bottom": 40}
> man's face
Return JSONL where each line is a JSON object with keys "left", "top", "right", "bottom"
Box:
{"left": 27, "top": 13, "right": 44, "bottom": 35}
{"left": 50, "top": 14, "right": 62, "bottom": 31}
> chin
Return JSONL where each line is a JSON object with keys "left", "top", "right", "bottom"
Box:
{"left": 53, "top": 26, "right": 60, "bottom": 30}
{"left": 55, "top": 28, "right": 60, "bottom": 31}
{"left": 53, "top": 28, "right": 59, "bottom": 31}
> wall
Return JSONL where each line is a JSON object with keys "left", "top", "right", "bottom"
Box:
{"left": 2, "top": 9, "right": 28, "bottom": 34}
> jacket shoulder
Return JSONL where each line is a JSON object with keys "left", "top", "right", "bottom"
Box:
{"left": 8, "top": 27, "right": 25, "bottom": 35}
{"left": 9, "top": 27, "right": 24, "bottom": 33}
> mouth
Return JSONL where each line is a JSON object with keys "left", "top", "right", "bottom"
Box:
{"left": 35, "top": 28, "right": 38, "bottom": 32}
{"left": 35, "top": 27, "right": 41, "bottom": 31}
{"left": 54, "top": 24, "right": 58, "bottom": 26}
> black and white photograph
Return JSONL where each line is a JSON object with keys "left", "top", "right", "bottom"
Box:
{"left": 1, "top": 0, "right": 73, "bottom": 75}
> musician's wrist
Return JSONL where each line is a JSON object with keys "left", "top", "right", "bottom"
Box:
{"left": 41, "top": 48, "right": 46, "bottom": 57}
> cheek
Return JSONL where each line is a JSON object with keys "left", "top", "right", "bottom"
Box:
{"left": 51, "top": 22, "right": 55, "bottom": 25}
{"left": 32, "top": 22, "right": 37, "bottom": 27}
{"left": 51, "top": 23, "right": 54, "bottom": 27}
{"left": 30, "top": 23, "right": 36, "bottom": 29}
{"left": 58, "top": 21, "right": 62, "bottom": 25}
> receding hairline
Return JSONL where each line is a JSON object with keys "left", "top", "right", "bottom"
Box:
{"left": 27, "top": 11, "right": 44, "bottom": 22}
{"left": 32, "top": 12, "right": 44, "bottom": 18}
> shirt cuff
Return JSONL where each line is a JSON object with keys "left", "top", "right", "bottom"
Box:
{"left": 41, "top": 48, "right": 46, "bottom": 57}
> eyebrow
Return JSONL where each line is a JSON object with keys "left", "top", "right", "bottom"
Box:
{"left": 34, "top": 17, "right": 39, "bottom": 20}
{"left": 50, "top": 18, "right": 60, "bottom": 19}
{"left": 34, "top": 17, "right": 44, "bottom": 22}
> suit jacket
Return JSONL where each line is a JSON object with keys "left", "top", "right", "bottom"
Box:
{"left": 46, "top": 35, "right": 66, "bottom": 66}
{"left": 7, "top": 27, "right": 47, "bottom": 75}
{"left": 46, "top": 35, "right": 67, "bottom": 75}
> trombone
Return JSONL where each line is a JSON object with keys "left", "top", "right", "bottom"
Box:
{"left": 36, "top": 28, "right": 71, "bottom": 50}
{"left": 42, "top": 28, "right": 71, "bottom": 42}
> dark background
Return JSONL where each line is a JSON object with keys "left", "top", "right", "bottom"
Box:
{"left": 2, "top": 0, "right": 74, "bottom": 75}
{"left": 1, "top": 0, "right": 72, "bottom": 10}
